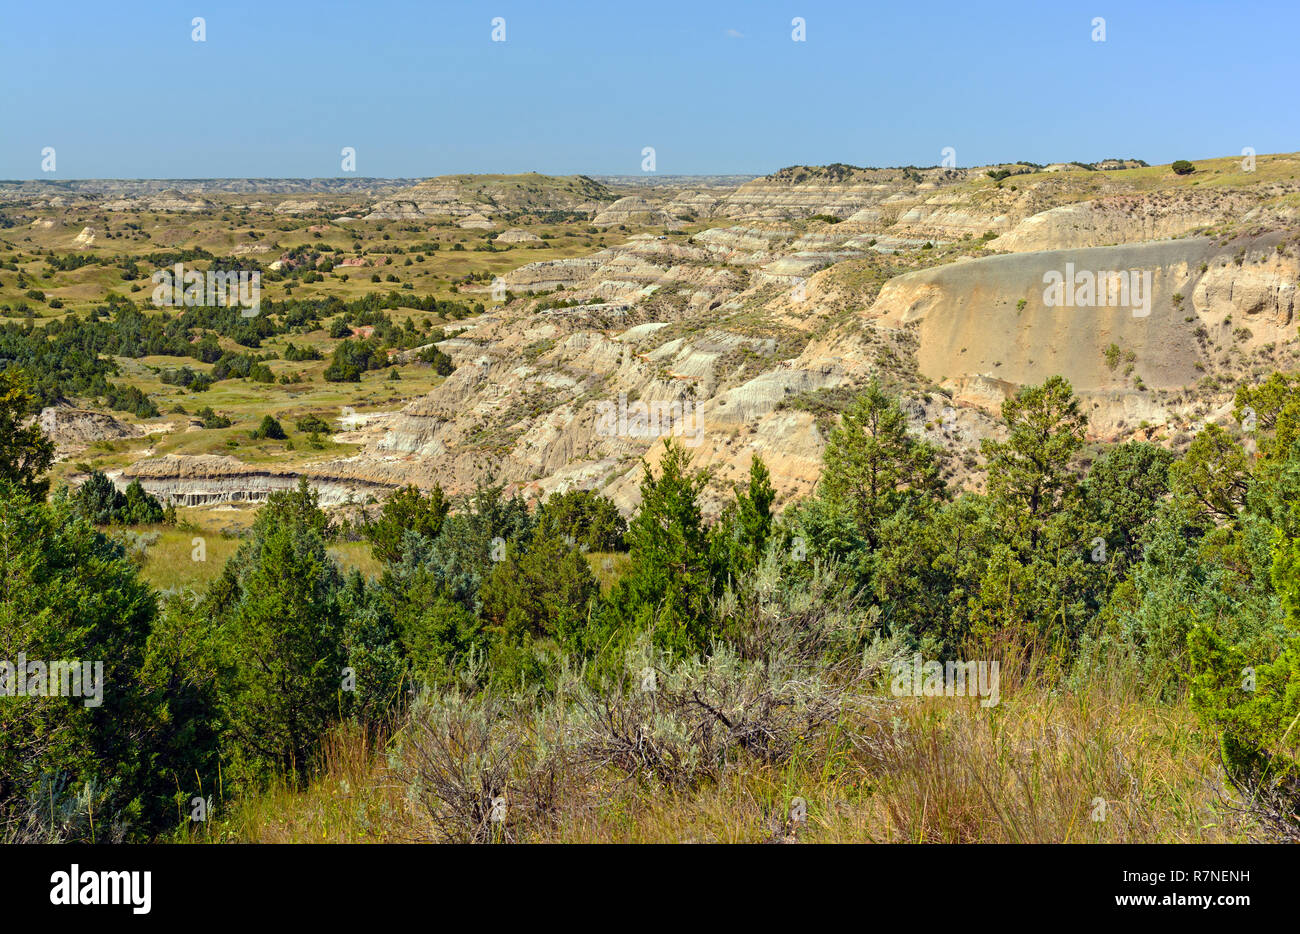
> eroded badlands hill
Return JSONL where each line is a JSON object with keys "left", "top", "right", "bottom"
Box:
{"left": 89, "top": 154, "right": 1300, "bottom": 515}
{"left": 364, "top": 173, "right": 618, "bottom": 221}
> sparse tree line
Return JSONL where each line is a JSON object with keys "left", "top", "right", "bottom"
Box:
{"left": 0, "top": 289, "right": 466, "bottom": 417}
{"left": 1, "top": 362, "right": 1299, "bottom": 841}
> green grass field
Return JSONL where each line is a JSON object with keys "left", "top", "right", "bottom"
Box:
{"left": 133, "top": 523, "right": 382, "bottom": 592}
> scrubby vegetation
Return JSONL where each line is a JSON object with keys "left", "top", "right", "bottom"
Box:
{"left": 3, "top": 363, "right": 1300, "bottom": 844}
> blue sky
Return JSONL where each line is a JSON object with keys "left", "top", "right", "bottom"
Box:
{"left": 1, "top": 0, "right": 1295, "bottom": 179}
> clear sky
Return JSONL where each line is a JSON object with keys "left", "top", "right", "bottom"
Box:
{"left": 2, "top": 0, "right": 1295, "bottom": 179}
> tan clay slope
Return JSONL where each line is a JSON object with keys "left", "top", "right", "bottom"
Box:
{"left": 871, "top": 235, "right": 1293, "bottom": 385}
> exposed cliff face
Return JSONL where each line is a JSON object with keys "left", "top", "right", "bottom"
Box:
{"left": 325, "top": 234, "right": 979, "bottom": 514}
{"left": 494, "top": 228, "right": 543, "bottom": 244}
{"left": 1194, "top": 252, "right": 1300, "bottom": 322}
{"left": 119, "top": 454, "right": 396, "bottom": 508}
{"left": 872, "top": 239, "right": 1215, "bottom": 390}
{"left": 502, "top": 238, "right": 742, "bottom": 304}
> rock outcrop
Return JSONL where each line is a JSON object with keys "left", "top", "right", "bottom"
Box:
{"left": 37, "top": 406, "right": 146, "bottom": 455}
{"left": 494, "top": 228, "right": 543, "bottom": 243}
{"left": 365, "top": 173, "right": 617, "bottom": 221}
{"left": 120, "top": 454, "right": 396, "bottom": 508}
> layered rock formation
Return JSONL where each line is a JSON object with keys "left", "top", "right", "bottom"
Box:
{"left": 364, "top": 173, "right": 618, "bottom": 221}
{"left": 592, "top": 196, "right": 681, "bottom": 228}
{"left": 119, "top": 455, "right": 395, "bottom": 508}
{"left": 67, "top": 155, "right": 1300, "bottom": 516}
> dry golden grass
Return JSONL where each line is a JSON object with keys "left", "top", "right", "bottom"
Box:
{"left": 194, "top": 724, "right": 406, "bottom": 844}
{"left": 212, "top": 666, "right": 1249, "bottom": 844}
{"left": 586, "top": 551, "right": 631, "bottom": 593}
{"left": 329, "top": 540, "right": 382, "bottom": 579}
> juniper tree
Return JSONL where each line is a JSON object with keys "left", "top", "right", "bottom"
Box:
{"left": 0, "top": 370, "right": 54, "bottom": 501}
{"left": 818, "top": 380, "right": 945, "bottom": 550}
{"left": 980, "top": 375, "right": 1087, "bottom": 553}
